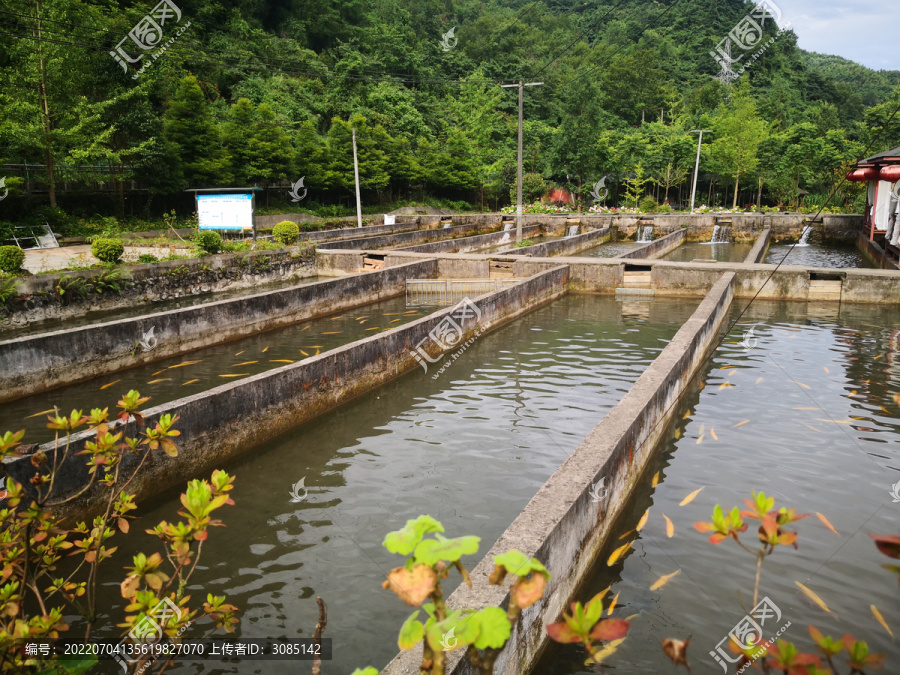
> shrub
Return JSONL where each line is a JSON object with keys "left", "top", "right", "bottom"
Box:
{"left": 0, "top": 245, "right": 25, "bottom": 274}
{"left": 91, "top": 237, "right": 124, "bottom": 263}
{"left": 638, "top": 196, "right": 659, "bottom": 213}
{"left": 273, "top": 220, "right": 300, "bottom": 245}
{"left": 194, "top": 230, "right": 223, "bottom": 254}
{"left": 137, "top": 253, "right": 159, "bottom": 264}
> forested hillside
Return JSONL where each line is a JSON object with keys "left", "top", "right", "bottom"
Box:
{"left": 2, "top": 0, "right": 900, "bottom": 229}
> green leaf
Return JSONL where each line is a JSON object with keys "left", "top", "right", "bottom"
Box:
{"left": 398, "top": 611, "right": 424, "bottom": 650}
{"left": 383, "top": 515, "right": 444, "bottom": 556}
{"left": 584, "top": 593, "right": 605, "bottom": 627}
{"left": 494, "top": 549, "right": 550, "bottom": 579}
{"left": 350, "top": 669, "right": 379, "bottom": 675}
{"left": 414, "top": 535, "right": 480, "bottom": 566}
{"left": 472, "top": 607, "right": 512, "bottom": 650}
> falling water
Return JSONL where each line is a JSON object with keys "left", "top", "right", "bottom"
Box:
{"left": 708, "top": 225, "right": 730, "bottom": 244}
{"left": 498, "top": 232, "right": 511, "bottom": 245}
{"left": 797, "top": 225, "right": 812, "bottom": 246}
{"left": 567, "top": 225, "right": 580, "bottom": 237}
{"left": 504, "top": 223, "right": 514, "bottom": 231}
{"left": 638, "top": 226, "right": 653, "bottom": 243}
{"left": 443, "top": 222, "right": 452, "bottom": 229}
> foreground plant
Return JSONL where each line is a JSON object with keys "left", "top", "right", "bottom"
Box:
{"left": 546, "top": 591, "right": 631, "bottom": 666}
{"left": 0, "top": 392, "right": 239, "bottom": 673}
{"left": 685, "top": 491, "right": 887, "bottom": 675}
{"left": 355, "top": 515, "right": 549, "bottom": 675}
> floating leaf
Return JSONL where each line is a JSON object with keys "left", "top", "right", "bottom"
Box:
{"left": 662, "top": 635, "right": 692, "bottom": 669}
{"left": 650, "top": 570, "right": 680, "bottom": 591}
{"left": 680, "top": 487, "right": 703, "bottom": 506}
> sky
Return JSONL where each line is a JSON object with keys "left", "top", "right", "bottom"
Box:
{"left": 778, "top": 0, "right": 900, "bottom": 71}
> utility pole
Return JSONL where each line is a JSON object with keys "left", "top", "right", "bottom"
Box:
{"left": 501, "top": 80, "right": 543, "bottom": 243}
{"left": 352, "top": 127, "right": 362, "bottom": 228}
{"left": 689, "top": 130, "right": 713, "bottom": 213}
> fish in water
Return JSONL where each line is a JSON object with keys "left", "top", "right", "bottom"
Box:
{"left": 100, "top": 380, "right": 121, "bottom": 390}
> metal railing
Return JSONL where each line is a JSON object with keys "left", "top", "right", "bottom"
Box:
{"left": 406, "top": 279, "right": 520, "bottom": 306}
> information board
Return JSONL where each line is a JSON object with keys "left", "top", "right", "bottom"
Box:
{"left": 197, "top": 193, "right": 253, "bottom": 230}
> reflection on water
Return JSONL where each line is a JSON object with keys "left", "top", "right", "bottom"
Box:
{"left": 532, "top": 300, "right": 900, "bottom": 674}
{"left": 0, "top": 295, "right": 429, "bottom": 443}
{"left": 2, "top": 275, "right": 325, "bottom": 340}
{"left": 86, "top": 294, "right": 699, "bottom": 673}
{"left": 765, "top": 242, "right": 875, "bottom": 268}
{"left": 663, "top": 241, "right": 754, "bottom": 263}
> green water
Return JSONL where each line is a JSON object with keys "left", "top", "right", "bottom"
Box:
{"left": 581, "top": 241, "right": 643, "bottom": 257}
{"left": 0, "top": 295, "right": 428, "bottom": 444}
{"left": 532, "top": 300, "right": 900, "bottom": 673}
{"left": 81, "top": 294, "right": 699, "bottom": 673}
{"left": 765, "top": 242, "right": 876, "bottom": 268}
{"left": 663, "top": 241, "right": 754, "bottom": 263}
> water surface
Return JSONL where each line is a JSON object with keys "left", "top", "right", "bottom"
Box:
{"left": 532, "top": 300, "right": 900, "bottom": 673}
{"left": 663, "top": 241, "right": 754, "bottom": 263}
{"left": 765, "top": 242, "right": 875, "bottom": 268}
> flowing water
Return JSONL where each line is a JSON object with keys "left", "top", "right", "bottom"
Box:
{"left": 81, "top": 294, "right": 700, "bottom": 673}
{"left": 581, "top": 241, "right": 644, "bottom": 258}
{"left": 0, "top": 295, "right": 431, "bottom": 444}
{"left": 663, "top": 241, "right": 754, "bottom": 263}
{"left": 532, "top": 300, "right": 900, "bottom": 673}
{"left": 1, "top": 275, "right": 326, "bottom": 340}
{"left": 764, "top": 241, "right": 876, "bottom": 268}
{"left": 638, "top": 227, "right": 654, "bottom": 243}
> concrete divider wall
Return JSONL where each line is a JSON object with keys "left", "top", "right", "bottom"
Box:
{"left": 744, "top": 228, "right": 771, "bottom": 263}
{"left": 319, "top": 222, "right": 500, "bottom": 251}
{"left": 1, "top": 249, "right": 316, "bottom": 329}
{"left": 382, "top": 273, "right": 736, "bottom": 675}
{"left": 296, "top": 221, "right": 416, "bottom": 242}
{"left": 500, "top": 227, "right": 611, "bottom": 257}
{"left": 0, "top": 260, "right": 438, "bottom": 402}
{"left": 6, "top": 266, "right": 570, "bottom": 516}
{"left": 621, "top": 228, "right": 687, "bottom": 259}
{"left": 398, "top": 226, "right": 541, "bottom": 254}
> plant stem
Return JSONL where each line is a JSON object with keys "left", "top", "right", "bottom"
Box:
{"left": 753, "top": 548, "right": 765, "bottom": 608}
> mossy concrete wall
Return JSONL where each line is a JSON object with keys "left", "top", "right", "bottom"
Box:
{"left": 500, "top": 227, "right": 610, "bottom": 257}
{"left": 0, "top": 249, "right": 315, "bottom": 330}
{"left": 398, "top": 226, "right": 541, "bottom": 254}
{"left": 319, "top": 222, "right": 500, "bottom": 250}
{"left": 5, "top": 266, "right": 569, "bottom": 518}
{"left": 744, "top": 229, "right": 771, "bottom": 263}
{"left": 382, "top": 273, "right": 736, "bottom": 675}
{"left": 0, "top": 260, "right": 438, "bottom": 402}
{"left": 621, "top": 228, "right": 687, "bottom": 259}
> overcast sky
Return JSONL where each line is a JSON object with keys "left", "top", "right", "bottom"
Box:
{"left": 776, "top": 0, "right": 900, "bottom": 71}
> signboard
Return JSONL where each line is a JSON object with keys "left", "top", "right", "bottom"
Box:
{"left": 197, "top": 193, "right": 253, "bottom": 230}
{"left": 385, "top": 214, "right": 396, "bottom": 225}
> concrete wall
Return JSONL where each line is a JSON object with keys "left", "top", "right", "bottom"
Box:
{"left": 397, "top": 226, "right": 541, "bottom": 254}
{"left": 744, "top": 229, "right": 771, "bottom": 263}
{"left": 382, "top": 273, "right": 735, "bottom": 675}
{"left": 6, "top": 266, "right": 570, "bottom": 517}
{"left": 499, "top": 227, "right": 611, "bottom": 257}
{"left": 621, "top": 228, "right": 687, "bottom": 259}
{"left": 0, "top": 260, "right": 438, "bottom": 402}
{"left": 318, "top": 222, "right": 500, "bottom": 250}
{"left": 1, "top": 249, "right": 316, "bottom": 329}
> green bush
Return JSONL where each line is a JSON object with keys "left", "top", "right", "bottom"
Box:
{"left": 194, "top": 230, "right": 223, "bottom": 254}
{"left": 137, "top": 253, "right": 159, "bottom": 264}
{"left": 0, "top": 246, "right": 25, "bottom": 274}
{"left": 90, "top": 238, "right": 124, "bottom": 263}
{"left": 638, "top": 196, "right": 659, "bottom": 213}
{"left": 273, "top": 221, "right": 300, "bottom": 245}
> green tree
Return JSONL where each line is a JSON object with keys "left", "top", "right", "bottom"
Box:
{"left": 708, "top": 79, "right": 768, "bottom": 208}
{"left": 164, "top": 76, "right": 231, "bottom": 187}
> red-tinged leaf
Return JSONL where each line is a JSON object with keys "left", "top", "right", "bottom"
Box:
{"left": 32, "top": 531, "right": 47, "bottom": 543}
{"left": 194, "top": 530, "right": 208, "bottom": 541}
{"left": 694, "top": 522, "right": 716, "bottom": 533}
{"left": 161, "top": 439, "right": 178, "bottom": 457}
{"left": 709, "top": 532, "right": 728, "bottom": 544}
{"left": 382, "top": 564, "right": 437, "bottom": 606}
{"left": 590, "top": 619, "right": 630, "bottom": 642}
{"left": 870, "top": 534, "right": 900, "bottom": 559}
{"left": 84, "top": 550, "right": 97, "bottom": 563}
{"left": 120, "top": 575, "right": 140, "bottom": 599}
{"left": 547, "top": 621, "right": 582, "bottom": 644}
{"left": 760, "top": 514, "right": 778, "bottom": 541}
{"left": 117, "top": 518, "right": 130, "bottom": 533}
{"left": 777, "top": 531, "right": 798, "bottom": 547}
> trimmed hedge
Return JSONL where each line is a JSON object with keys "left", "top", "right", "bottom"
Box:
{"left": 273, "top": 221, "right": 300, "bottom": 245}
{"left": 0, "top": 246, "right": 25, "bottom": 274}
{"left": 194, "top": 230, "right": 223, "bottom": 254}
{"left": 91, "top": 238, "right": 125, "bottom": 263}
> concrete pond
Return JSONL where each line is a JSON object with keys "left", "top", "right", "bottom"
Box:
{"left": 1, "top": 213, "right": 898, "bottom": 674}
